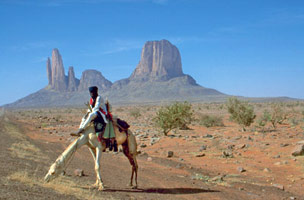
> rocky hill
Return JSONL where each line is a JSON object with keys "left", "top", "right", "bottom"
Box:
{"left": 130, "top": 40, "right": 183, "bottom": 81}
{"left": 105, "top": 39, "right": 225, "bottom": 103}
{"left": 4, "top": 40, "right": 226, "bottom": 108}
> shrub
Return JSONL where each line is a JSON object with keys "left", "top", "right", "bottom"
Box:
{"left": 199, "top": 114, "right": 224, "bottom": 128}
{"left": 257, "top": 104, "right": 287, "bottom": 130}
{"left": 257, "top": 110, "right": 271, "bottom": 131}
{"left": 268, "top": 103, "right": 287, "bottom": 129}
{"left": 153, "top": 101, "right": 194, "bottom": 135}
{"left": 226, "top": 97, "right": 256, "bottom": 131}
{"left": 289, "top": 118, "right": 299, "bottom": 127}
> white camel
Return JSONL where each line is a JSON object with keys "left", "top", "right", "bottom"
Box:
{"left": 44, "top": 118, "right": 138, "bottom": 190}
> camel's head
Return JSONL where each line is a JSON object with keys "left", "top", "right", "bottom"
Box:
{"left": 44, "top": 161, "right": 63, "bottom": 182}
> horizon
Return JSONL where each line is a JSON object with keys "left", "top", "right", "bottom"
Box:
{"left": 1, "top": 0, "right": 304, "bottom": 105}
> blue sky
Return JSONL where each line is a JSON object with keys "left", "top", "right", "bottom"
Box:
{"left": 0, "top": 0, "right": 304, "bottom": 105}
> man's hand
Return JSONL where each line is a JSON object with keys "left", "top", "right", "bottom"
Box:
{"left": 106, "top": 113, "right": 112, "bottom": 121}
{"left": 85, "top": 101, "right": 92, "bottom": 112}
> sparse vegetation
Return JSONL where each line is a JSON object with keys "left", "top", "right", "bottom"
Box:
{"left": 199, "top": 114, "right": 224, "bottom": 128}
{"left": 226, "top": 97, "right": 256, "bottom": 131}
{"left": 268, "top": 103, "right": 287, "bottom": 129}
{"left": 289, "top": 118, "right": 299, "bottom": 127}
{"left": 129, "top": 108, "right": 141, "bottom": 119}
{"left": 116, "top": 107, "right": 124, "bottom": 112}
{"left": 257, "top": 110, "right": 271, "bottom": 132}
{"left": 153, "top": 101, "right": 194, "bottom": 135}
{"left": 41, "top": 123, "right": 49, "bottom": 128}
{"left": 256, "top": 103, "right": 288, "bottom": 131}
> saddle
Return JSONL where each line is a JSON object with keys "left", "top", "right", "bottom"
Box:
{"left": 116, "top": 118, "right": 130, "bottom": 132}
{"left": 93, "top": 113, "right": 130, "bottom": 152}
{"left": 93, "top": 112, "right": 106, "bottom": 134}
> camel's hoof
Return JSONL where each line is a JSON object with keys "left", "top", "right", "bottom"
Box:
{"left": 132, "top": 185, "right": 137, "bottom": 189}
{"left": 98, "top": 185, "right": 105, "bottom": 191}
{"left": 89, "top": 184, "right": 98, "bottom": 189}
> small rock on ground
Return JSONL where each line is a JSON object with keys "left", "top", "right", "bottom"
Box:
{"left": 292, "top": 144, "right": 304, "bottom": 156}
{"left": 272, "top": 183, "right": 284, "bottom": 190}
{"left": 167, "top": 151, "right": 174, "bottom": 158}
{"left": 199, "top": 145, "right": 207, "bottom": 151}
{"left": 74, "top": 169, "right": 84, "bottom": 177}
{"left": 237, "top": 167, "right": 246, "bottom": 173}
{"left": 195, "top": 153, "right": 205, "bottom": 157}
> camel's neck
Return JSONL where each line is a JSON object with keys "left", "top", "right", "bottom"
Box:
{"left": 54, "top": 127, "right": 93, "bottom": 171}
{"left": 59, "top": 138, "right": 82, "bottom": 166}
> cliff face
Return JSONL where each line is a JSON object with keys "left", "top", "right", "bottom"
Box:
{"left": 67, "top": 66, "right": 79, "bottom": 92}
{"left": 46, "top": 57, "right": 52, "bottom": 85}
{"left": 78, "top": 70, "right": 112, "bottom": 92}
{"left": 130, "top": 39, "right": 183, "bottom": 81}
{"left": 51, "top": 49, "right": 67, "bottom": 91}
{"left": 45, "top": 49, "right": 112, "bottom": 93}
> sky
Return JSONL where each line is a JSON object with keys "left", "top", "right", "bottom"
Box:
{"left": 0, "top": 0, "right": 304, "bottom": 105}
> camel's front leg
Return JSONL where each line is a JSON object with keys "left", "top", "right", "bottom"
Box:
{"left": 95, "top": 147, "right": 104, "bottom": 191}
{"left": 88, "top": 147, "right": 99, "bottom": 188}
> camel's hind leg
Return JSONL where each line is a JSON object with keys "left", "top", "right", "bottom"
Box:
{"left": 122, "top": 142, "right": 138, "bottom": 189}
{"left": 88, "top": 147, "right": 99, "bottom": 188}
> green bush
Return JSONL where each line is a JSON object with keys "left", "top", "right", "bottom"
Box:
{"left": 226, "top": 97, "right": 256, "bottom": 131}
{"left": 153, "top": 101, "right": 194, "bottom": 135}
{"left": 257, "top": 110, "right": 271, "bottom": 131}
{"left": 257, "top": 104, "right": 287, "bottom": 130}
{"left": 268, "top": 103, "right": 287, "bottom": 129}
{"left": 199, "top": 114, "right": 224, "bottom": 128}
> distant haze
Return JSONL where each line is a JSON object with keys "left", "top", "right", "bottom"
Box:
{"left": 0, "top": 0, "right": 304, "bottom": 105}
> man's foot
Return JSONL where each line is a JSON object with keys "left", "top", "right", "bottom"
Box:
{"left": 70, "top": 128, "right": 84, "bottom": 136}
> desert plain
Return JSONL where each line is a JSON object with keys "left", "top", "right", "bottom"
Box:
{"left": 1, "top": 101, "right": 304, "bottom": 200}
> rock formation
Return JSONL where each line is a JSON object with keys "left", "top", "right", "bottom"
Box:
{"left": 130, "top": 39, "right": 183, "bottom": 81}
{"left": 45, "top": 49, "right": 111, "bottom": 93}
{"left": 78, "top": 70, "right": 112, "bottom": 91}
{"left": 51, "top": 48, "right": 67, "bottom": 91}
{"left": 46, "top": 57, "right": 52, "bottom": 85}
{"left": 67, "top": 66, "right": 79, "bottom": 92}
{"left": 4, "top": 40, "right": 228, "bottom": 108}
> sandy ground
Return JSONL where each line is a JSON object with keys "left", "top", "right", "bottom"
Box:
{"left": 1, "top": 102, "right": 304, "bottom": 200}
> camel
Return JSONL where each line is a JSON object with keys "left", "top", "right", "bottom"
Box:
{"left": 44, "top": 117, "right": 138, "bottom": 191}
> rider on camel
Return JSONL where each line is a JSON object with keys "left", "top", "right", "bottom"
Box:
{"left": 76, "top": 86, "right": 108, "bottom": 134}
{"left": 73, "top": 86, "right": 117, "bottom": 151}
